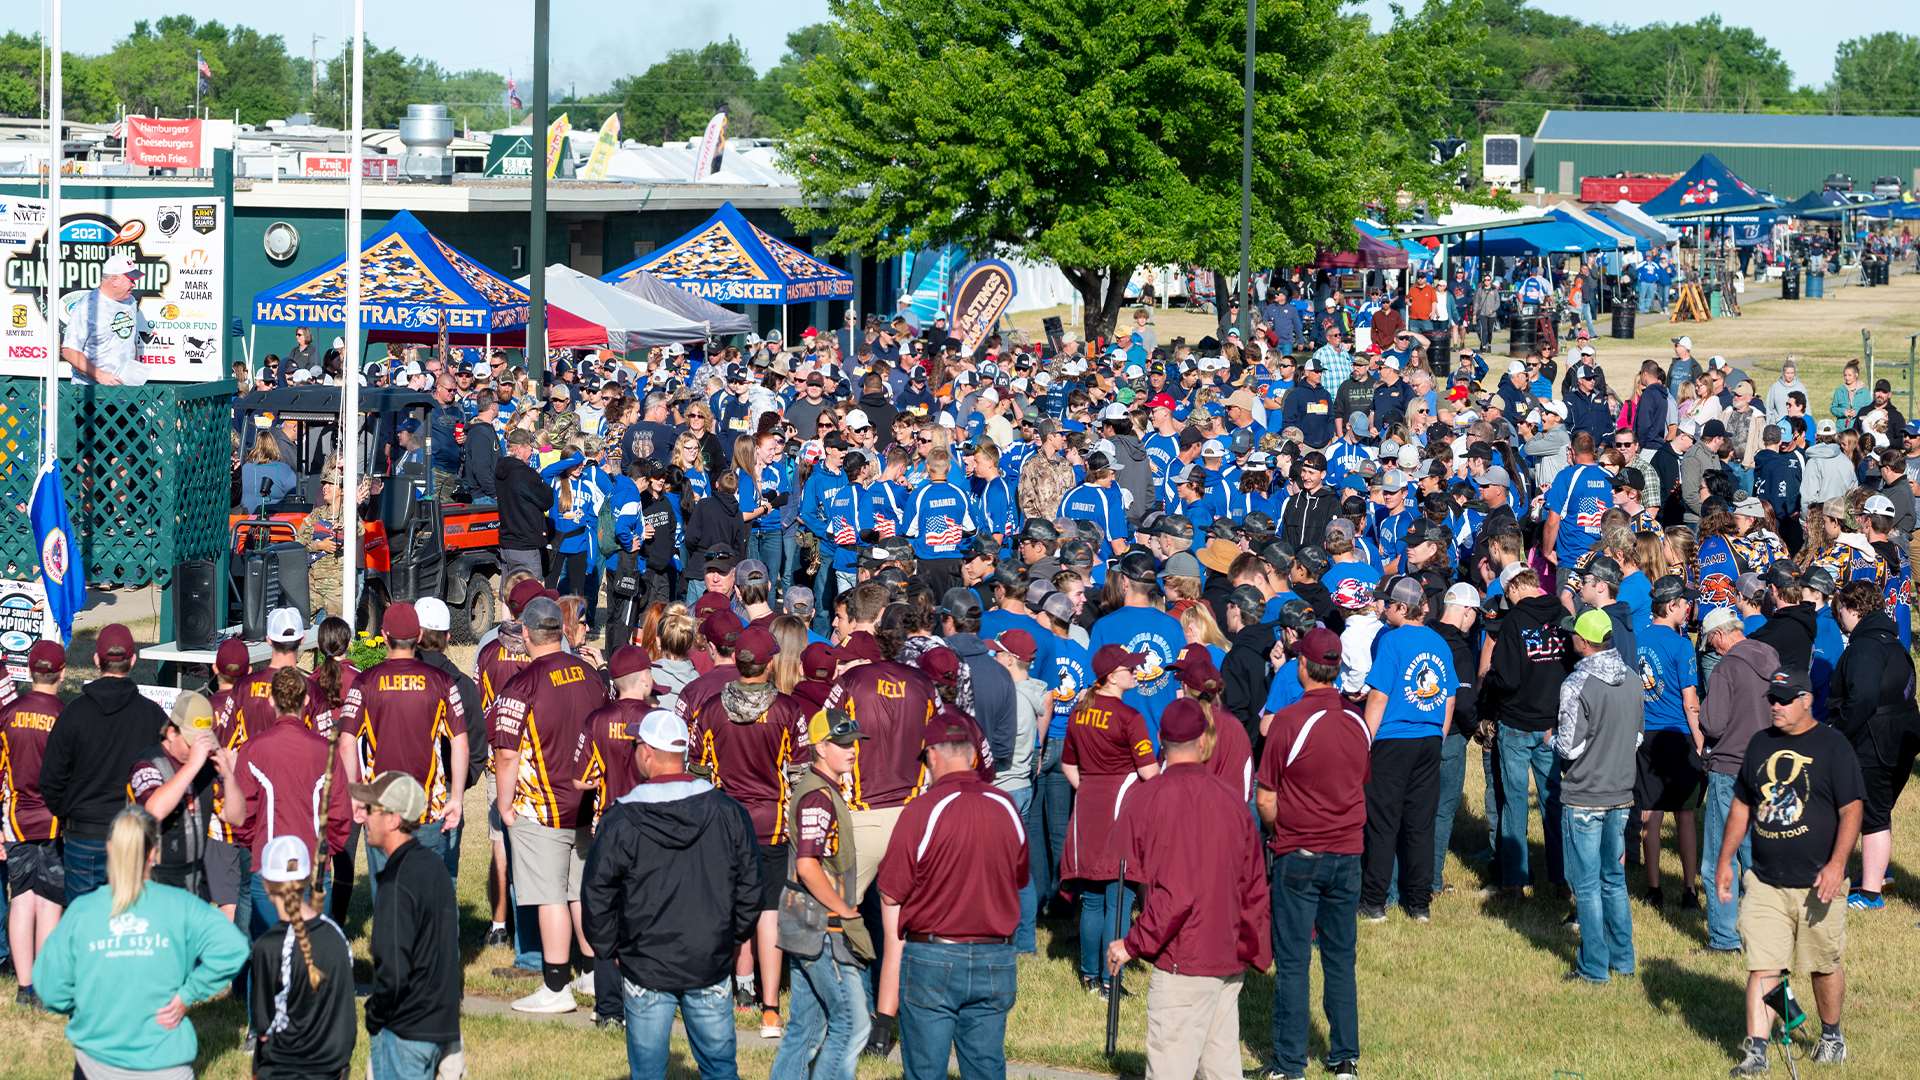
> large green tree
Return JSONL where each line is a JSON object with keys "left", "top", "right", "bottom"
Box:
{"left": 1827, "top": 33, "right": 1920, "bottom": 115}
{"left": 611, "top": 38, "right": 766, "bottom": 144}
{"left": 781, "top": 0, "right": 1485, "bottom": 339}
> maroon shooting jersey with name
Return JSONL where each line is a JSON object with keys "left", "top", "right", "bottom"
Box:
{"left": 339, "top": 657, "right": 466, "bottom": 816}
{"left": 573, "top": 698, "right": 649, "bottom": 827}
{"left": 217, "top": 667, "right": 336, "bottom": 743}
{"left": 688, "top": 686, "right": 811, "bottom": 844}
{"left": 1, "top": 689, "right": 63, "bottom": 841}
{"left": 823, "top": 661, "right": 937, "bottom": 811}
{"left": 490, "top": 651, "right": 610, "bottom": 829}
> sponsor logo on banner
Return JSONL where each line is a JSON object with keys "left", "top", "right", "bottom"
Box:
{"left": 157, "top": 206, "right": 181, "bottom": 238}
{"left": 0, "top": 580, "right": 58, "bottom": 682}
{"left": 123, "top": 117, "right": 204, "bottom": 170}
{"left": 947, "top": 260, "right": 1018, "bottom": 357}
{"left": 191, "top": 205, "right": 217, "bottom": 235}
{"left": 583, "top": 113, "right": 621, "bottom": 181}
{"left": 545, "top": 114, "right": 571, "bottom": 180}
{"left": 8, "top": 304, "right": 23, "bottom": 329}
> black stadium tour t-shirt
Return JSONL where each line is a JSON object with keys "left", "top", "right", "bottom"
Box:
{"left": 1735, "top": 723, "right": 1865, "bottom": 890}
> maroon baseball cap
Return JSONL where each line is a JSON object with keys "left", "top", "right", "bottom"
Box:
{"left": 507, "top": 578, "right": 546, "bottom": 616}
{"left": 1159, "top": 697, "right": 1209, "bottom": 744}
{"left": 95, "top": 624, "right": 136, "bottom": 665}
{"left": 1092, "top": 643, "right": 1145, "bottom": 684}
{"left": 27, "top": 640, "right": 66, "bottom": 677}
{"left": 918, "top": 646, "right": 962, "bottom": 688}
{"left": 1294, "top": 627, "right": 1342, "bottom": 666}
{"left": 735, "top": 625, "right": 777, "bottom": 666}
{"left": 213, "top": 638, "right": 251, "bottom": 680}
{"left": 381, "top": 602, "right": 420, "bottom": 640}
{"left": 701, "top": 611, "right": 744, "bottom": 650}
{"left": 922, "top": 706, "right": 981, "bottom": 750}
{"left": 609, "top": 645, "right": 652, "bottom": 680}
{"left": 1169, "top": 643, "right": 1224, "bottom": 695}
{"left": 838, "top": 630, "right": 884, "bottom": 663}
{"left": 800, "top": 642, "right": 840, "bottom": 681}
{"left": 693, "top": 592, "right": 732, "bottom": 619}
{"left": 986, "top": 628, "right": 1037, "bottom": 664}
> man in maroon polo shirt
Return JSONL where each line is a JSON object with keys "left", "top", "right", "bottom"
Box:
{"left": 339, "top": 603, "right": 469, "bottom": 882}
{"left": 877, "top": 708, "right": 1028, "bottom": 1080}
{"left": 1255, "top": 628, "right": 1371, "bottom": 1080}
{"left": 1110, "top": 697, "right": 1270, "bottom": 1078}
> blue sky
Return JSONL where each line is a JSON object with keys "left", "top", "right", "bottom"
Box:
{"left": 6, "top": 0, "right": 1916, "bottom": 96}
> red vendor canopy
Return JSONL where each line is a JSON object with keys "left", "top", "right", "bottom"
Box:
{"left": 367, "top": 303, "right": 608, "bottom": 348}
{"left": 1314, "top": 230, "right": 1410, "bottom": 270}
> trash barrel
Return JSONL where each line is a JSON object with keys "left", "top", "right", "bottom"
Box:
{"left": 1508, "top": 307, "right": 1539, "bottom": 356}
{"left": 1610, "top": 303, "right": 1635, "bottom": 340}
{"left": 1780, "top": 268, "right": 1801, "bottom": 300}
{"left": 1808, "top": 269, "right": 1826, "bottom": 299}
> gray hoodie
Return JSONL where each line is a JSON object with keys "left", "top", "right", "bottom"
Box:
{"left": 1553, "top": 647, "right": 1641, "bottom": 809}
{"left": 1800, "top": 442, "right": 1855, "bottom": 513}
{"left": 999, "top": 676, "right": 1048, "bottom": 795}
{"left": 1106, "top": 432, "right": 1155, "bottom": 522}
{"left": 1524, "top": 426, "right": 1571, "bottom": 491}
{"left": 1702, "top": 637, "right": 1780, "bottom": 775}
{"left": 649, "top": 657, "right": 700, "bottom": 716}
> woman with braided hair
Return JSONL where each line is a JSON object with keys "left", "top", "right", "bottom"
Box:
{"left": 248, "top": 835, "right": 356, "bottom": 1079}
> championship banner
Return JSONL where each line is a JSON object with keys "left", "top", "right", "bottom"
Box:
{"left": 948, "top": 259, "right": 1017, "bottom": 357}
{"left": 583, "top": 113, "right": 621, "bottom": 181}
{"left": 692, "top": 112, "right": 727, "bottom": 180}
{"left": 545, "top": 113, "right": 572, "bottom": 180}
{"left": 0, "top": 579, "right": 58, "bottom": 683}
{"left": 0, "top": 195, "right": 228, "bottom": 382}
{"left": 123, "top": 117, "right": 204, "bottom": 169}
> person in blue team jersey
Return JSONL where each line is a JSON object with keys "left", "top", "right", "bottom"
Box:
{"left": 1633, "top": 575, "right": 1706, "bottom": 910}
{"left": 1089, "top": 552, "right": 1186, "bottom": 744}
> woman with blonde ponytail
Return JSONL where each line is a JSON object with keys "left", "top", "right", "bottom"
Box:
{"left": 35, "top": 806, "right": 249, "bottom": 1079}
{"left": 248, "top": 836, "right": 356, "bottom": 1079}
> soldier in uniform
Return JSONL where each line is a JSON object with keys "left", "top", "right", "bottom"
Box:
{"left": 296, "top": 460, "right": 368, "bottom": 620}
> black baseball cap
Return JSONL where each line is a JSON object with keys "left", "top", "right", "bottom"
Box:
{"left": 1650, "top": 574, "right": 1697, "bottom": 606}
{"left": 1766, "top": 668, "right": 1812, "bottom": 704}
{"left": 1764, "top": 559, "right": 1802, "bottom": 590}
{"left": 1276, "top": 598, "right": 1317, "bottom": 632}
{"left": 1118, "top": 550, "right": 1159, "bottom": 583}
{"left": 1295, "top": 546, "right": 1331, "bottom": 577}
{"left": 1584, "top": 554, "right": 1624, "bottom": 588}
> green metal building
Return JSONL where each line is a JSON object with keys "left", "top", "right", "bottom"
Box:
{"left": 1530, "top": 110, "right": 1920, "bottom": 200}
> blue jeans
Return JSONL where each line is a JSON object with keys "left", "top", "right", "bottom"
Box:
{"left": 1078, "top": 880, "right": 1135, "bottom": 984}
{"left": 1026, "top": 740, "right": 1072, "bottom": 908}
{"left": 368, "top": 1029, "right": 459, "bottom": 1080}
{"left": 1497, "top": 726, "right": 1563, "bottom": 889}
{"left": 750, "top": 530, "right": 786, "bottom": 593}
{"left": 367, "top": 819, "right": 452, "bottom": 902}
{"left": 898, "top": 941, "right": 1016, "bottom": 1080}
{"left": 1636, "top": 281, "right": 1656, "bottom": 313}
{"left": 810, "top": 550, "right": 839, "bottom": 637}
{"left": 1563, "top": 806, "right": 1634, "bottom": 982}
{"left": 623, "top": 976, "right": 738, "bottom": 1080}
{"left": 63, "top": 836, "right": 109, "bottom": 905}
{"left": 1703, "top": 772, "right": 1751, "bottom": 951}
{"left": 1005, "top": 787, "right": 1038, "bottom": 952}
{"left": 1432, "top": 730, "right": 1470, "bottom": 891}
{"left": 1269, "top": 851, "right": 1361, "bottom": 1075}
{"left": 769, "top": 940, "right": 870, "bottom": 1080}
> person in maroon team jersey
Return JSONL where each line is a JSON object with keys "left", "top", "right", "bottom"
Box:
{"left": 1, "top": 641, "right": 70, "bottom": 1008}
{"left": 677, "top": 611, "right": 743, "bottom": 728}
{"left": 492, "top": 596, "right": 614, "bottom": 1015}
{"left": 203, "top": 638, "right": 254, "bottom": 922}
{"left": 1169, "top": 644, "right": 1254, "bottom": 806}
{"left": 339, "top": 603, "right": 469, "bottom": 885}
{"left": 688, "top": 624, "right": 811, "bottom": 1036}
{"left": 215, "top": 607, "right": 333, "bottom": 744}
{"left": 477, "top": 574, "right": 542, "bottom": 945}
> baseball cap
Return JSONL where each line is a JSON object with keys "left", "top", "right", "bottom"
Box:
{"left": 807, "top": 707, "right": 868, "bottom": 747}
{"left": 609, "top": 645, "right": 653, "bottom": 680}
{"left": 1296, "top": 626, "right": 1342, "bottom": 666}
{"left": 1735, "top": 572, "right": 1768, "bottom": 603}
{"left": 1802, "top": 564, "right": 1838, "bottom": 597}
{"left": 1506, "top": 360, "right": 1527, "bottom": 377}
{"left": 27, "top": 639, "right": 67, "bottom": 677}
{"left": 101, "top": 253, "right": 142, "bottom": 279}
{"left": 735, "top": 559, "right": 771, "bottom": 588}
{"left": 380, "top": 602, "right": 420, "bottom": 641}
{"left": 1019, "top": 518, "right": 1059, "bottom": 544}
{"left": 800, "top": 642, "right": 841, "bottom": 681}
{"left": 1041, "top": 591, "right": 1078, "bottom": 624}
{"left": 1092, "top": 643, "right": 1145, "bottom": 683}
{"left": 1731, "top": 495, "right": 1766, "bottom": 518}
{"left": 1169, "top": 644, "right": 1224, "bottom": 695}
{"left": 987, "top": 628, "right": 1038, "bottom": 664}
{"left": 522, "top": 595, "right": 565, "bottom": 633}
{"left": 1158, "top": 698, "right": 1209, "bottom": 744}
{"left": 1332, "top": 577, "right": 1375, "bottom": 610}
{"left": 1762, "top": 560, "right": 1801, "bottom": 591}
{"left": 1443, "top": 582, "right": 1481, "bottom": 609}
{"left": 348, "top": 771, "right": 429, "bottom": 823}
{"left": 260, "top": 835, "right": 313, "bottom": 884}
{"left": 844, "top": 409, "right": 871, "bottom": 431}
{"left": 1701, "top": 607, "right": 1743, "bottom": 637}
{"left": 1477, "top": 467, "right": 1511, "bottom": 490}
{"left": 703, "top": 546, "right": 739, "bottom": 573}
{"left": 210, "top": 637, "right": 251, "bottom": 680}
{"left": 734, "top": 625, "right": 778, "bottom": 666}
{"left": 1864, "top": 493, "right": 1897, "bottom": 517}
{"left": 785, "top": 585, "right": 817, "bottom": 614}
{"left": 267, "top": 607, "right": 306, "bottom": 644}
{"left": 923, "top": 707, "right": 982, "bottom": 750}
{"left": 413, "top": 596, "right": 451, "bottom": 633}
{"left": 1117, "top": 551, "right": 1159, "bottom": 584}
{"left": 1651, "top": 574, "right": 1698, "bottom": 606}
{"left": 1584, "top": 555, "right": 1624, "bottom": 588}
{"left": 1380, "top": 468, "right": 1408, "bottom": 492}
{"left": 1538, "top": 399, "right": 1568, "bottom": 420}
{"left": 1700, "top": 419, "right": 1728, "bottom": 441}
{"left": 1816, "top": 418, "right": 1837, "bottom": 437}
{"left": 633, "top": 709, "right": 690, "bottom": 753}
{"left": 1672, "top": 335, "right": 1693, "bottom": 350}
{"left": 1163, "top": 550, "right": 1202, "bottom": 580}
{"left": 168, "top": 689, "right": 215, "bottom": 735}
{"left": 1381, "top": 575, "right": 1425, "bottom": 608}
{"left": 1766, "top": 668, "right": 1812, "bottom": 704}
{"left": 1201, "top": 438, "right": 1226, "bottom": 459}
{"left": 919, "top": 646, "right": 962, "bottom": 688}
{"left": 1567, "top": 608, "right": 1613, "bottom": 644}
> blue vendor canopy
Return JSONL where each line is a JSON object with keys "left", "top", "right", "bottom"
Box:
{"left": 1780, "top": 188, "right": 1853, "bottom": 216}
{"left": 252, "top": 209, "right": 532, "bottom": 333}
{"left": 1461, "top": 216, "right": 1616, "bottom": 256}
{"left": 1638, "top": 154, "right": 1777, "bottom": 221}
{"left": 602, "top": 202, "right": 853, "bottom": 305}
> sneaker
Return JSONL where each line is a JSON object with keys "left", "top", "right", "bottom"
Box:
{"left": 1358, "top": 905, "right": 1388, "bottom": 923}
{"left": 760, "top": 1008, "right": 783, "bottom": 1039}
{"left": 1079, "top": 975, "right": 1100, "bottom": 994}
{"left": 1680, "top": 887, "right": 1702, "bottom": 912}
{"left": 1812, "top": 1033, "right": 1847, "bottom": 1064}
{"left": 1562, "top": 909, "right": 1580, "bottom": 931}
{"left": 510, "top": 984, "right": 578, "bottom": 1014}
{"left": 1847, "top": 891, "right": 1885, "bottom": 910}
{"left": 484, "top": 926, "right": 510, "bottom": 947}
{"left": 14, "top": 987, "right": 41, "bottom": 1010}
{"left": 1729, "top": 1042, "right": 1771, "bottom": 1075}
{"left": 1329, "top": 1062, "right": 1359, "bottom": 1080}
{"left": 1645, "top": 885, "right": 1665, "bottom": 908}
{"left": 1406, "top": 909, "right": 1432, "bottom": 924}
{"left": 592, "top": 1014, "right": 625, "bottom": 1032}
{"left": 1562, "top": 970, "right": 1607, "bottom": 985}
{"left": 1251, "top": 1070, "right": 1304, "bottom": 1080}
{"left": 568, "top": 970, "right": 596, "bottom": 995}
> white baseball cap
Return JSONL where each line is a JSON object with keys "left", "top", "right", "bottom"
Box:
{"left": 1443, "top": 582, "right": 1481, "bottom": 609}
{"left": 1701, "top": 607, "right": 1742, "bottom": 637}
{"left": 843, "top": 408, "right": 871, "bottom": 431}
{"left": 1381, "top": 354, "right": 1401, "bottom": 371}
{"left": 978, "top": 387, "right": 1000, "bottom": 405}
{"left": 666, "top": 342, "right": 686, "bottom": 357}
{"left": 1864, "top": 493, "right": 1897, "bottom": 517}
{"left": 1201, "top": 438, "right": 1226, "bottom": 458}
{"left": 101, "top": 253, "right": 142, "bottom": 278}
{"left": 331, "top": 337, "right": 346, "bottom": 351}
{"left": 260, "top": 835, "right": 313, "bottom": 884}
{"left": 402, "top": 362, "right": 424, "bottom": 378}
{"left": 414, "top": 596, "right": 451, "bottom": 632}
{"left": 1100, "top": 402, "right": 1129, "bottom": 421}
{"left": 1708, "top": 355, "right": 1728, "bottom": 369}
{"left": 1673, "top": 335, "right": 1693, "bottom": 350}
{"left": 1507, "top": 360, "right": 1527, "bottom": 377}
{"left": 1539, "top": 399, "right": 1569, "bottom": 419}
{"left": 635, "top": 709, "right": 690, "bottom": 753}
{"left": 1396, "top": 445, "right": 1421, "bottom": 470}
{"left": 266, "top": 607, "right": 306, "bottom": 644}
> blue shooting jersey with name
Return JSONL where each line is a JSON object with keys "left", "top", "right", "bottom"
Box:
{"left": 1046, "top": 632, "right": 1093, "bottom": 739}
{"left": 1088, "top": 605, "right": 1185, "bottom": 744}
{"left": 972, "top": 475, "right": 1021, "bottom": 552}
{"left": 906, "top": 479, "right": 975, "bottom": 559}
{"left": 1364, "top": 622, "right": 1459, "bottom": 740}
{"left": 1142, "top": 432, "right": 1182, "bottom": 491}
{"left": 1544, "top": 462, "right": 1613, "bottom": 568}
{"left": 1059, "top": 482, "right": 1130, "bottom": 555}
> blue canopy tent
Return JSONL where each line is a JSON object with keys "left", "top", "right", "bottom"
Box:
{"left": 602, "top": 202, "right": 852, "bottom": 339}
{"left": 1462, "top": 217, "right": 1615, "bottom": 257}
{"left": 1589, "top": 204, "right": 1676, "bottom": 249}
{"left": 1639, "top": 154, "right": 1776, "bottom": 221}
{"left": 1781, "top": 188, "right": 1853, "bottom": 217}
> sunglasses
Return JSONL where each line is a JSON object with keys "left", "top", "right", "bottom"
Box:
{"left": 1615, "top": 440, "right": 1635, "bottom": 448}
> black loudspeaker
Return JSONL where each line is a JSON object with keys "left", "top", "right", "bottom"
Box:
{"left": 270, "top": 541, "right": 310, "bottom": 620}
{"left": 240, "top": 542, "right": 310, "bottom": 640}
{"left": 174, "top": 559, "right": 219, "bottom": 649}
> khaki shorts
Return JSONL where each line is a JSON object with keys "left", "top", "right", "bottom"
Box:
{"left": 485, "top": 773, "right": 502, "bottom": 842}
{"left": 848, "top": 805, "right": 906, "bottom": 901}
{"left": 508, "top": 820, "right": 588, "bottom": 907}
{"left": 1739, "top": 871, "right": 1847, "bottom": 974}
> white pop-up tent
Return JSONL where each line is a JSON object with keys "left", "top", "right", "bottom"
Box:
{"left": 517, "top": 264, "right": 713, "bottom": 350}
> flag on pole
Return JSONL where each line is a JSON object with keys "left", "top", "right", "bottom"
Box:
{"left": 196, "top": 52, "right": 212, "bottom": 96}
{"left": 505, "top": 75, "right": 523, "bottom": 113}
{"left": 29, "top": 461, "right": 85, "bottom": 644}
{"left": 544, "top": 113, "right": 571, "bottom": 179}
{"left": 582, "top": 112, "right": 620, "bottom": 180}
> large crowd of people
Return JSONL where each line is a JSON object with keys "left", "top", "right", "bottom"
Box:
{"left": 8, "top": 260, "right": 1920, "bottom": 1080}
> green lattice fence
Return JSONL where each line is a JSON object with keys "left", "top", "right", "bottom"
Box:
{"left": 0, "top": 378, "right": 236, "bottom": 595}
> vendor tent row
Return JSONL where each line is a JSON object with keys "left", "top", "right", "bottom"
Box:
{"left": 251, "top": 202, "right": 844, "bottom": 350}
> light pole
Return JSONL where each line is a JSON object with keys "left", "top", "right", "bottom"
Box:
{"left": 1238, "top": 0, "right": 1255, "bottom": 346}
{"left": 529, "top": 0, "right": 549, "bottom": 384}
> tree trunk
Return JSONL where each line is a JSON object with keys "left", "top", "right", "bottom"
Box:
{"left": 1061, "top": 266, "right": 1134, "bottom": 347}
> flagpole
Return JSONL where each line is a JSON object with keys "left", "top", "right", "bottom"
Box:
{"left": 44, "top": 0, "right": 62, "bottom": 468}
{"left": 340, "top": 0, "right": 365, "bottom": 623}
{"left": 194, "top": 49, "right": 202, "bottom": 118}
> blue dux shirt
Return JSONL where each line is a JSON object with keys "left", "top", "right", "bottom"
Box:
{"left": 906, "top": 480, "right": 975, "bottom": 560}
{"left": 1363, "top": 623, "right": 1459, "bottom": 740}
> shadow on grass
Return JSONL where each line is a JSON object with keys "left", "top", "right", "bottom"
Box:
{"left": 189, "top": 994, "right": 250, "bottom": 1072}
{"left": 1640, "top": 956, "right": 1747, "bottom": 1056}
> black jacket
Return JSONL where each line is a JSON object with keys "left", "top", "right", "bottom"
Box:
{"left": 1827, "top": 609, "right": 1919, "bottom": 764}
{"left": 946, "top": 632, "right": 1016, "bottom": 767}
{"left": 857, "top": 390, "right": 899, "bottom": 453}
{"left": 1278, "top": 486, "right": 1339, "bottom": 549}
{"left": 42, "top": 677, "right": 167, "bottom": 840}
{"left": 1221, "top": 620, "right": 1280, "bottom": 741}
{"left": 495, "top": 453, "right": 553, "bottom": 551}
{"left": 1483, "top": 593, "right": 1572, "bottom": 732}
{"left": 685, "top": 490, "right": 748, "bottom": 578}
{"left": 421, "top": 649, "right": 486, "bottom": 790}
{"left": 366, "top": 838, "right": 463, "bottom": 1042}
{"left": 1293, "top": 579, "right": 1336, "bottom": 630}
{"left": 1751, "top": 602, "right": 1817, "bottom": 678}
{"left": 583, "top": 778, "right": 760, "bottom": 992}
{"left": 1431, "top": 619, "right": 1480, "bottom": 733}
{"left": 461, "top": 422, "right": 499, "bottom": 500}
